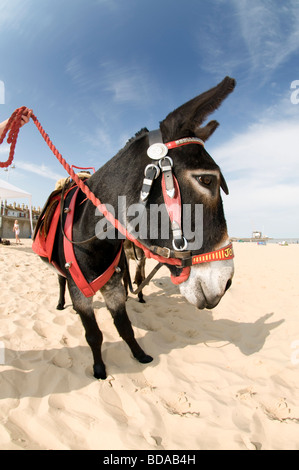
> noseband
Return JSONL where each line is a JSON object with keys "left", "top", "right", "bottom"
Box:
{"left": 132, "top": 130, "right": 234, "bottom": 285}
{"left": 1, "top": 107, "right": 233, "bottom": 296}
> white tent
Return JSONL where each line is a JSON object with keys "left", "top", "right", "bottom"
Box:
{"left": 0, "top": 178, "right": 33, "bottom": 234}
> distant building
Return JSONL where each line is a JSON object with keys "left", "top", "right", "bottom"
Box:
{"left": 252, "top": 231, "right": 262, "bottom": 239}
{"left": 1, "top": 200, "right": 41, "bottom": 220}
{"left": 0, "top": 201, "right": 41, "bottom": 238}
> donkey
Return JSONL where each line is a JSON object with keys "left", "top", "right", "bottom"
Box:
{"left": 33, "top": 76, "right": 235, "bottom": 379}
{"left": 56, "top": 239, "right": 146, "bottom": 309}
{"left": 122, "top": 240, "right": 146, "bottom": 303}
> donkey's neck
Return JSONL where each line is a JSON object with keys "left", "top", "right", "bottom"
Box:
{"left": 87, "top": 131, "right": 149, "bottom": 214}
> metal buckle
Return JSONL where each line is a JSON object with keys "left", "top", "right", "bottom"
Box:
{"left": 159, "top": 156, "right": 173, "bottom": 170}
{"left": 172, "top": 237, "right": 188, "bottom": 251}
{"left": 147, "top": 143, "right": 168, "bottom": 160}
{"left": 144, "top": 163, "right": 160, "bottom": 179}
{"left": 151, "top": 245, "right": 171, "bottom": 259}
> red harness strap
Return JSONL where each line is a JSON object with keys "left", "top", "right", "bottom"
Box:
{"left": 32, "top": 187, "right": 123, "bottom": 297}
{"left": 32, "top": 195, "right": 61, "bottom": 261}
{"left": 170, "top": 243, "right": 234, "bottom": 285}
{"left": 161, "top": 174, "right": 182, "bottom": 232}
{"left": 192, "top": 244, "right": 234, "bottom": 265}
{"left": 171, "top": 267, "right": 191, "bottom": 285}
{"left": 63, "top": 188, "right": 123, "bottom": 297}
{"left": 2, "top": 108, "right": 234, "bottom": 290}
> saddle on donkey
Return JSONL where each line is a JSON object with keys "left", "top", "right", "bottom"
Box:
{"left": 32, "top": 172, "right": 122, "bottom": 298}
{"left": 32, "top": 172, "right": 91, "bottom": 263}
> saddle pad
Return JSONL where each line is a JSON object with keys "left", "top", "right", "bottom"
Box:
{"left": 32, "top": 186, "right": 123, "bottom": 298}
{"left": 32, "top": 194, "right": 61, "bottom": 262}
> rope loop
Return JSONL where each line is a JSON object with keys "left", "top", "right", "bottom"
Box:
{"left": 0, "top": 106, "right": 29, "bottom": 168}
{"left": 0, "top": 107, "right": 182, "bottom": 266}
{"left": 0, "top": 107, "right": 121, "bottom": 234}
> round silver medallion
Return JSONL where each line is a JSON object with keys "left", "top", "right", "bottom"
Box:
{"left": 147, "top": 143, "right": 168, "bottom": 160}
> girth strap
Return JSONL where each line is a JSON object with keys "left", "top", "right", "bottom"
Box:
{"left": 63, "top": 188, "right": 123, "bottom": 297}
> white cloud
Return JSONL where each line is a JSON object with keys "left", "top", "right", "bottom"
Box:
{"left": 16, "top": 161, "right": 63, "bottom": 181}
{"left": 210, "top": 107, "right": 299, "bottom": 237}
{"left": 198, "top": 0, "right": 299, "bottom": 82}
{"left": 0, "top": 0, "right": 54, "bottom": 43}
{"left": 213, "top": 119, "right": 299, "bottom": 178}
{"left": 0, "top": 0, "right": 28, "bottom": 28}
{"left": 65, "top": 56, "right": 94, "bottom": 90}
{"left": 65, "top": 58, "right": 155, "bottom": 110}
{"left": 99, "top": 61, "right": 153, "bottom": 105}
{"left": 0, "top": 145, "right": 9, "bottom": 155}
{"left": 232, "top": 0, "right": 299, "bottom": 77}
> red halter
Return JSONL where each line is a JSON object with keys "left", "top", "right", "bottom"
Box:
{"left": 1, "top": 108, "right": 234, "bottom": 289}
{"left": 140, "top": 133, "right": 234, "bottom": 284}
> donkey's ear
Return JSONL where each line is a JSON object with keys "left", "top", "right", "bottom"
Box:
{"left": 194, "top": 120, "right": 219, "bottom": 141}
{"left": 220, "top": 172, "right": 229, "bottom": 195}
{"left": 160, "top": 76, "right": 236, "bottom": 139}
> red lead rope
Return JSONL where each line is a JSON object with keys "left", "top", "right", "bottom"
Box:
{"left": 0, "top": 107, "right": 179, "bottom": 266}
{"left": 0, "top": 107, "right": 30, "bottom": 168}
{"left": 0, "top": 107, "right": 234, "bottom": 282}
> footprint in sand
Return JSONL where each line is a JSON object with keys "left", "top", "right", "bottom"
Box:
{"left": 162, "top": 392, "right": 200, "bottom": 418}
{"left": 51, "top": 349, "right": 73, "bottom": 369}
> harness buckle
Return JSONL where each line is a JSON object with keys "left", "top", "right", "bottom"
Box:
{"left": 159, "top": 156, "right": 175, "bottom": 198}
{"left": 140, "top": 164, "right": 160, "bottom": 202}
{"left": 147, "top": 142, "right": 168, "bottom": 160}
{"left": 151, "top": 245, "right": 171, "bottom": 259}
{"left": 172, "top": 237, "right": 188, "bottom": 251}
{"left": 159, "top": 156, "right": 173, "bottom": 170}
{"left": 144, "top": 163, "right": 160, "bottom": 179}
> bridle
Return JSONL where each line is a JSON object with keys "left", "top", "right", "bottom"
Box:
{"left": 126, "top": 129, "right": 234, "bottom": 286}
{"left": 0, "top": 107, "right": 234, "bottom": 289}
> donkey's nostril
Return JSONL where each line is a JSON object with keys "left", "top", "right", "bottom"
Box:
{"left": 225, "top": 279, "right": 232, "bottom": 292}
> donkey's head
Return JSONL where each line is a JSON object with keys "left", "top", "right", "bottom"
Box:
{"left": 143, "top": 77, "right": 236, "bottom": 309}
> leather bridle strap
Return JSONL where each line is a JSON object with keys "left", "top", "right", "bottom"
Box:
{"left": 132, "top": 130, "right": 234, "bottom": 285}
{"left": 144, "top": 129, "right": 205, "bottom": 255}
{"left": 166, "top": 137, "right": 205, "bottom": 149}
{"left": 161, "top": 170, "right": 186, "bottom": 250}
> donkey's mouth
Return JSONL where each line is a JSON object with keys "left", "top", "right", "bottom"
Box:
{"left": 179, "top": 282, "right": 221, "bottom": 310}
{"left": 178, "top": 263, "right": 234, "bottom": 310}
{"left": 195, "top": 291, "right": 222, "bottom": 310}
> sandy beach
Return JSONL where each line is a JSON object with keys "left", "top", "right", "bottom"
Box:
{"left": 0, "top": 239, "right": 298, "bottom": 450}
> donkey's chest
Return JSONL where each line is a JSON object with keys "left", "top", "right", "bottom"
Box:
{"left": 32, "top": 186, "right": 122, "bottom": 297}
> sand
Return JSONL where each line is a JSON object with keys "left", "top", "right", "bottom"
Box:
{"left": 0, "top": 239, "right": 298, "bottom": 450}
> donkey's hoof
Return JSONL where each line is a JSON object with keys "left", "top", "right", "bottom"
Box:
{"left": 93, "top": 364, "right": 107, "bottom": 380}
{"left": 137, "top": 354, "right": 153, "bottom": 364}
{"left": 56, "top": 303, "right": 65, "bottom": 310}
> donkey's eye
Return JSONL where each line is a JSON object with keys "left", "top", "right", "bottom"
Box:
{"left": 195, "top": 175, "right": 214, "bottom": 187}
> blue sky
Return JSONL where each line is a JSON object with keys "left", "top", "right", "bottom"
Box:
{"left": 0, "top": 0, "right": 299, "bottom": 238}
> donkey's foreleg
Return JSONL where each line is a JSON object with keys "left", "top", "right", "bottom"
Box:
{"left": 79, "top": 311, "right": 106, "bottom": 379}
{"left": 134, "top": 259, "right": 146, "bottom": 303}
{"left": 56, "top": 275, "right": 67, "bottom": 310}
{"left": 68, "top": 281, "right": 107, "bottom": 379}
{"left": 101, "top": 277, "right": 153, "bottom": 364}
{"left": 123, "top": 262, "right": 129, "bottom": 300}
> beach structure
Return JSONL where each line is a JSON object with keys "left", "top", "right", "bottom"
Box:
{"left": 0, "top": 178, "right": 39, "bottom": 238}
{"left": 252, "top": 231, "right": 262, "bottom": 239}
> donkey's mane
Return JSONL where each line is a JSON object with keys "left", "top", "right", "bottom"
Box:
{"left": 124, "top": 127, "right": 149, "bottom": 149}
{"left": 108, "top": 128, "right": 149, "bottom": 165}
